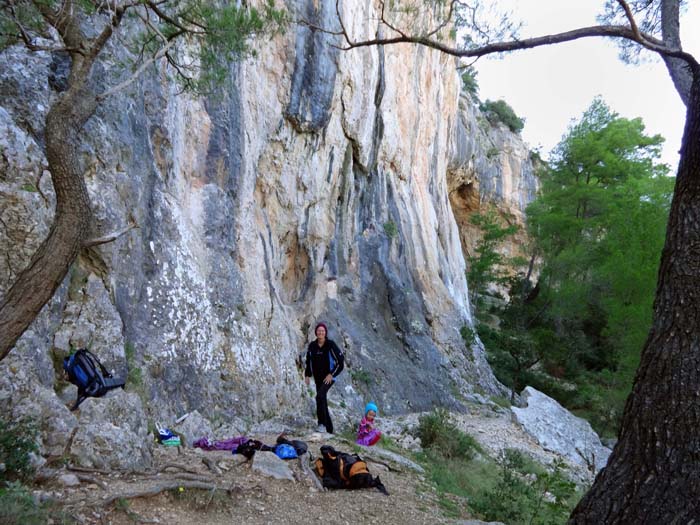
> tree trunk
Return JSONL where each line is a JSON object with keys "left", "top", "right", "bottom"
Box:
{"left": 0, "top": 86, "right": 96, "bottom": 359}
{"left": 569, "top": 68, "right": 700, "bottom": 523}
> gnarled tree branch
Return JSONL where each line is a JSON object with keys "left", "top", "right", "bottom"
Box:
{"left": 82, "top": 222, "right": 138, "bottom": 248}
{"left": 328, "top": 0, "right": 698, "bottom": 73}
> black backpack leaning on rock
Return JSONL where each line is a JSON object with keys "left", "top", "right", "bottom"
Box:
{"left": 63, "top": 349, "right": 125, "bottom": 411}
{"left": 314, "top": 445, "right": 389, "bottom": 495}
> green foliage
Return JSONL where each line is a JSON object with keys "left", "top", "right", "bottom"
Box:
{"left": 0, "top": 415, "right": 39, "bottom": 482}
{"left": 530, "top": 148, "right": 544, "bottom": 164}
{"left": 193, "top": 0, "right": 288, "bottom": 90}
{"left": 337, "top": 426, "right": 352, "bottom": 441}
{"left": 466, "top": 209, "right": 519, "bottom": 308}
{"left": 378, "top": 434, "right": 402, "bottom": 453}
{"left": 417, "top": 409, "right": 480, "bottom": 460}
{"left": 350, "top": 368, "right": 372, "bottom": 386}
{"left": 460, "top": 66, "right": 479, "bottom": 98}
{"left": 489, "top": 395, "right": 512, "bottom": 409}
{"left": 2, "top": 1, "right": 287, "bottom": 94}
{"left": 115, "top": 496, "right": 152, "bottom": 522}
{"left": 383, "top": 221, "right": 398, "bottom": 239}
{"left": 459, "top": 325, "right": 477, "bottom": 347}
{"left": 418, "top": 443, "right": 579, "bottom": 524}
{"left": 477, "top": 320, "right": 547, "bottom": 401}
{"left": 526, "top": 98, "right": 671, "bottom": 433}
{"left": 0, "top": 2, "right": 45, "bottom": 50}
{"left": 477, "top": 97, "right": 672, "bottom": 437}
{"left": 0, "top": 482, "right": 48, "bottom": 525}
{"left": 470, "top": 450, "right": 578, "bottom": 524}
{"left": 480, "top": 99, "right": 525, "bottom": 133}
{"left": 125, "top": 342, "right": 143, "bottom": 388}
{"left": 421, "top": 452, "right": 493, "bottom": 519}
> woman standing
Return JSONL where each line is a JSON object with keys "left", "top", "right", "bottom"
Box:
{"left": 304, "top": 323, "right": 344, "bottom": 434}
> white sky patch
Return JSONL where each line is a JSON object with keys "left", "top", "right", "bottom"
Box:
{"left": 473, "top": 0, "right": 700, "bottom": 171}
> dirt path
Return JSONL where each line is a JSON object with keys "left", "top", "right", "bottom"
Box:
{"left": 49, "top": 434, "right": 468, "bottom": 525}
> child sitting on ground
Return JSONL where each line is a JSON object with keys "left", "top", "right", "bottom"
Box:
{"left": 356, "top": 402, "right": 382, "bottom": 446}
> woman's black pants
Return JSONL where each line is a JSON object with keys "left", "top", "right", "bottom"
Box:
{"left": 314, "top": 380, "right": 334, "bottom": 433}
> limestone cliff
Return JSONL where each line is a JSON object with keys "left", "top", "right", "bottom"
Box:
{"left": 0, "top": 0, "right": 534, "bottom": 466}
{"left": 448, "top": 94, "right": 539, "bottom": 270}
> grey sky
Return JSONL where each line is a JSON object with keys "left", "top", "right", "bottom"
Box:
{"left": 474, "top": 1, "right": 700, "bottom": 171}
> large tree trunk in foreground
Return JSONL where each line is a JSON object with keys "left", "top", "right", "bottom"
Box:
{"left": 570, "top": 69, "right": 700, "bottom": 524}
{"left": 0, "top": 86, "right": 96, "bottom": 360}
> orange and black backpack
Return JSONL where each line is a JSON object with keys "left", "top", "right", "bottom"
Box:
{"left": 314, "top": 445, "right": 388, "bottom": 494}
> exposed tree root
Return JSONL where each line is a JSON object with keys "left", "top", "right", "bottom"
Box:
{"left": 68, "top": 465, "right": 112, "bottom": 475}
{"left": 75, "top": 473, "right": 108, "bottom": 489}
{"left": 96, "top": 480, "right": 221, "bottom": 507}
{"left": 159, "top": 462, "right": 200, "bottom": 475}
{"left": 201, "top": 457, "right": 223, "bottom": 475}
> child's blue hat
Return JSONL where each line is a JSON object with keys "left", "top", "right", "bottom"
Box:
{"left": 365, "top": 402, "right": 378, "bottom": 415}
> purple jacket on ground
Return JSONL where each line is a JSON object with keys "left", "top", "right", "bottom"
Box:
{"left": 193, "top": 436, "right": 248, "bottom": 451}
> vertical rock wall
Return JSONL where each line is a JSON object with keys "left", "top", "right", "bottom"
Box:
{"left": 0, "top": 0, "right": 528, "bottom": 463}
{"left": 447, "top": 94, "right": 540, "bottom": 264}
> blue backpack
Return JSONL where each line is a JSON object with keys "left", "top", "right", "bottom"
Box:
{"left": 63, "top": 349, "right": 125, "bottom": 411}
{"left": 274, "top": 443, "right": 298, "bottom": 460}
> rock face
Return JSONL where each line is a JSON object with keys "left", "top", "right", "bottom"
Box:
{"left": 172, "top": 410, "right": 214, "bottom": 448}
{"left": 447, "top": 94, "right": 539, "bottom": 268}
{"left": 69, "top": 390, "right": 153, "bottom": 471}
{"left": 0, "top": 0, "right": 539, "bottom": 467}
{"left": 511, "top": 387, "right": 611, "bottom": 473}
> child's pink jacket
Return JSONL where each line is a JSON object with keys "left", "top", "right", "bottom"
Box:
{"left": 356, "top": 416, "right": 381, "bottom": 446}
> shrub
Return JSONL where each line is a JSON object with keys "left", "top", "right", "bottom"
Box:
{"left": 460, "top": 325, "right": 477, "bottom": 347}
{"left": 480, "top": 99, "right": 525, "bottom": 133}
{"left": 350, "top": 368, "right": 372, "bottom": 386}
{"left": 489, "top": 395, "right": 512, "bottom": 409}
{"left": 0, "top": 415, "right": 39, "bottom": 482}
{"left": 383, "top": 221, "right": 398, "bottom": 239}
{"left": 470, "top": 449, "right": 578, "bottom": 525}
{"left": 0, "top": 482, "right": 47, "bottom": 525}
{"left": 460, "top": 67, "right": 479, "bottom": 98}
{"left": 417, "top": 409, "right": 480, "bottom": 460}
{"left": 125, "top": 341, "right": 143, "bottom": 387}
{"left": 378, "top": 434, "right": 401, "bottom": 453}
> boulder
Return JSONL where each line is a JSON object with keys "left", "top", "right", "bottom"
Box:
{"left": 58, "top": 473, "right": 80, "bottom": 487}
{"left": 172, "top": 410, "right": 213, "bottom": 448}
{"left": 9, "top": 386, "right": 78, "bottom": 458}
{"left": 251, "top": 451, "right": 295, "bottom": 481}
{"left": 212, "top": 415, "right": 249, "bottom": 438}
{"left": 358, "top": 446, "right": 425, "bottom": 474}
{"left": 70, "top": 390, "right": 153, "bottom": 471}
{"left": 511, "top": 387, "right": 611, "bottom": 472}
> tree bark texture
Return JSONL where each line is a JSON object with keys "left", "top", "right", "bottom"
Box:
{"left": 0, "top": 85, "right": 96, "bottom": 359}
{"left": 570, "top": 67, "right": 700, "bottom": 524}
{"left": 661, "top": 0, "right": 692, "bottom": 106}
